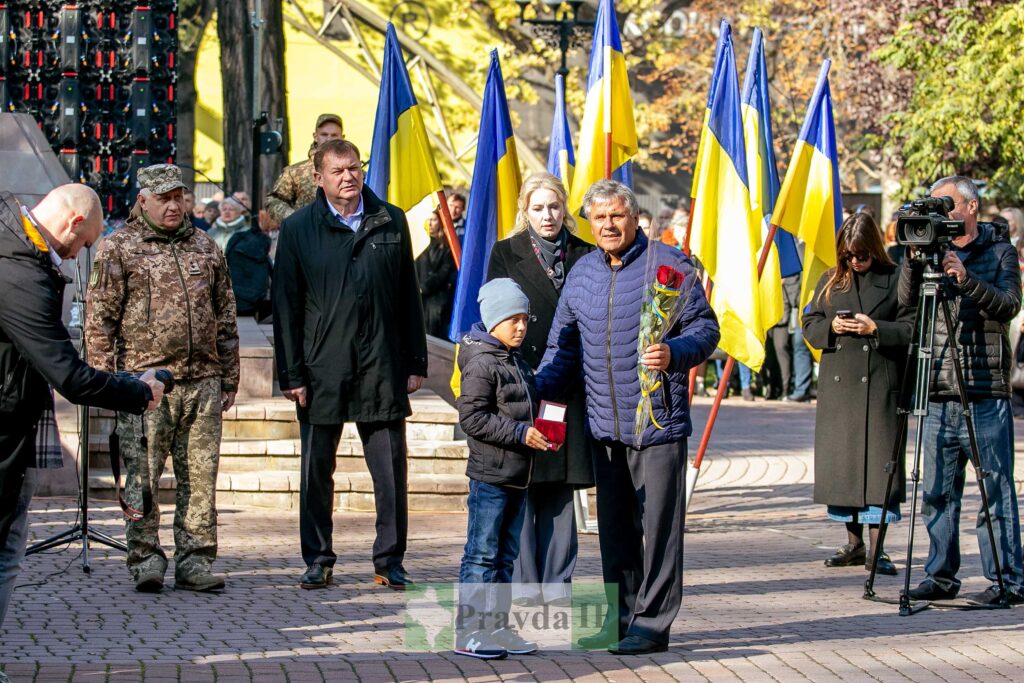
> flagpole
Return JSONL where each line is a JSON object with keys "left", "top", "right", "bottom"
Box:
{"left": 435, "top": 190, "right": 462, "bottom": 269}
{"left": 685, "top": 223, "right": 780, "bottom": 508}
{"left": 604, "top": 133, "right": 613, "bottom": 179}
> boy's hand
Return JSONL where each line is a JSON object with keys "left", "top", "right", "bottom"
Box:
{"left": 524, "top": 427, "right": 550, "bottom": 451}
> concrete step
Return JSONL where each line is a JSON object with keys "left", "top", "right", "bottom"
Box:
{"left": 87, "top": 469, "right": 468, "bottom": 512}
{"left": 87, "top": 437, "right": 470, "bottom": 475}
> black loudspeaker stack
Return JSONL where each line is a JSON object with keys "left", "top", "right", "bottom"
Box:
{"left": 0, "top": 1, "right": 178, "bottom": 218}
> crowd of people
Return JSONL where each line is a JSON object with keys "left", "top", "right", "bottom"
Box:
{"left": 2, "top": 108, "right": 1023, "bottom": 670}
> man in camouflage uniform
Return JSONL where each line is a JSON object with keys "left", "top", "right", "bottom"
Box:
{"left": 265, "top": 113, "right": 345, "bottom": 223}
{"left": 85, "top": 164, "right": 240, "bottom": 593}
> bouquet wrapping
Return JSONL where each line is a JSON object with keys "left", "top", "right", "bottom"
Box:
{"left": 634, "top": 261, "right": 699, "bottom": 448}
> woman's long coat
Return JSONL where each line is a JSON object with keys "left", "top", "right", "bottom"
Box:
{"left": 487, "top": 229, "right": 595, "bottom": 487}
{"left": 803, "top": 263, "right": 913, "bottom": 509}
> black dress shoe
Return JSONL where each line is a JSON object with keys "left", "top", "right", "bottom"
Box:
{"left": 576, "top": 623, "right": 620, "bottom": 650}
{"left": 374, "top": 565, "right": 414, "bottom": 590}
{"left": 866, "top": 551, "right": 898, "bottom": 576}
{"left": 907, "top": 581, "right": 958, "bottom": 601}
{"left": 299, "top": 563, "right": 333, "bottom": 590}
{"left": 608, "top": 635, "right": 668, "bottom": 655}
{"left": 824, "top": 542, "right": 866, "bottom": 567}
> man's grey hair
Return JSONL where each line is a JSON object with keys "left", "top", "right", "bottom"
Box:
{"left": 582, "top": 179, "right": 640, "bottom": 218}
{"left": 930, "top": 175, "right": 979, "bottom": 205}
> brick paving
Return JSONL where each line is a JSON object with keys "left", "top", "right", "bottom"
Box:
{"left": 2, "top": 398, "right": 1024, "bottom": 681}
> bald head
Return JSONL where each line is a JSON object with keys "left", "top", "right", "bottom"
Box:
{"left": 31, "top": 184, "right": 104, "bottom": 259}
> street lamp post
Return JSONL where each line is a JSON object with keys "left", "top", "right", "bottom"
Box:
{"left": 515, "top": 0, "right": 596, "bottom": 79}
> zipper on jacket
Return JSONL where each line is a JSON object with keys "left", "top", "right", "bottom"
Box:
{"left": 606, "top": 268, "right": 620, "bottom": 442}
{"left": 509, "top": 352, "right": 535, "bottom": 488}
{"left": 169, "top": 241, "right": 195, "bottom": 378}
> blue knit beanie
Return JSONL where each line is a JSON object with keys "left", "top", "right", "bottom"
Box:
{"left": 478, "top": 278, "right": 530, "bottom": 333}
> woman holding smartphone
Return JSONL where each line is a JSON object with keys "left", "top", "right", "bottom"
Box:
{"left": 803, "top": 213, "right": 914, "bottom": 576}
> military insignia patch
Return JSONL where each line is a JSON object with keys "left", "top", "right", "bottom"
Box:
{"left": 188, "top": 261, "right": 201, "bottom": 276}
{"left": 89, "top": 268, "right": 100, "bottom": 289}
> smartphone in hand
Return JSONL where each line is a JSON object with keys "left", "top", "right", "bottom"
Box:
{"left": 836, "top": 310, "right": 854, "bottom": 319}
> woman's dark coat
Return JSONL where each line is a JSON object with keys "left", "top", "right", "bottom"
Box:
{"left": 272, "top": 186, "right": 427, "bottom": 424}
{"left": 225, "top": 226, "right": 272, "bottom": 316}
{"left": 487, "top": 229, "right": 594, "bottom": 487}
{"left": 415, "top": 236, "right": 457, "bottom": 338}
{"left": 803, "top": 263, "right": 913, "bottom": 509}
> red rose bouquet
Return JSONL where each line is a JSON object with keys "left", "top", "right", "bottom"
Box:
{"left": 634, "top": 249, "right": 699, "bottom": 447}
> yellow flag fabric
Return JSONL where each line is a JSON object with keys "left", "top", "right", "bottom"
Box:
{"left": 772, "top": 61, "right": 843, "bottom": 363}
{"left": 566, "top": 0, "right": 637, "bottom": 241}
{"left": 689, "top": 22, "right": 767, "bottom": 372}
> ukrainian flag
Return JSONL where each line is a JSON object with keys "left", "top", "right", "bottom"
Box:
{"left": 741, "top": 28, "right": 802, "bottom": 337}
{"left": 367, "top": 24, "right": 442, "bottom": 215}
{"left": 689, "top": 22, "right": 767, "bottom": 372}
{"left": 772, "top": 60, "right": 843, "bottom": 327}
{"left": 547, "top": 74, "right": 575, "bottom": 187}
{"left": 567, "top": 0, "right": 637, "bottom": 240}
{"left": 448, "top": 50, "right": 522, "bottom": 343}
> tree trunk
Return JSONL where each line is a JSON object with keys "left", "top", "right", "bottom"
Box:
{"left": 176, "top": 0, "right": 216, "bottom": 190}
{"left": 217, "top": 0, "right": 254, "bottom": 194}
{"left": 260, "top": 0, "right": 289, "bottom": 195}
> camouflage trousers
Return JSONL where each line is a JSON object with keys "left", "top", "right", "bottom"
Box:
{"left": 116, "top": 377, "right": 222, "bottom": 581}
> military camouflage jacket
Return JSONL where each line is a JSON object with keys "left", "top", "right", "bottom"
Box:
{"left": 85, "top": 216, "right": 240, "bottom": 391}
{"left": 266, "top": 158, "right": 317, "bottom": 223}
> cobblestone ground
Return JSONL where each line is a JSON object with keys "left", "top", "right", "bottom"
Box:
{"left": 2, "top": 399, "right": 1023, "bottom": 681}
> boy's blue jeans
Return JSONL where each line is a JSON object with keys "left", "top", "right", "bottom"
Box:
{"left": 457, "top": 479, "right": 528, "bottom": 633}
{"left": 920, "top": 399, "right": 1024, "bottom": 595}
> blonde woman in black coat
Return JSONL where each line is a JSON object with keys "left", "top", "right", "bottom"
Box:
{"left": 486, "top": 172, "right": 595, "bottom": 606}
{"left": 804, "top": 213, "right": 914, "bottom": 576}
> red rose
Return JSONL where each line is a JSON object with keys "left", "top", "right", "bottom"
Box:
{"left": 656, "top": 265, "right": 684, "bottom": 288}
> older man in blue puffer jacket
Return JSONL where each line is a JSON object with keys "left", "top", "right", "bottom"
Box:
{"left": 536, "top": 179, "right": 719, "bottom": 654}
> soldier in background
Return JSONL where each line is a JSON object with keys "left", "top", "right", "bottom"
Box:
{"left": 86, "top": 164, "right": 240, "bottom": 594}
{"left": 265, "top": 113, "right": 345, "bottom": 223}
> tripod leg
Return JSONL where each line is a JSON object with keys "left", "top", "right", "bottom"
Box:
{"left": 865, "top": 299, "right": 923, "bottom": 598}
{"left": 938, "top": 296, "right": 1011, "bottom": 604}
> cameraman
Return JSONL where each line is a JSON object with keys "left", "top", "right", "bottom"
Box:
{"left": 899, "top": 175, "right": 1024, "bottom": 605}
{"left": 1, "top": 184, "right": 164, "bottom": 633}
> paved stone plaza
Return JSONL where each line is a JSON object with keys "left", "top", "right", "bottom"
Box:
{"left": 2, "top": 399, "right": 1023, "bottom": 682}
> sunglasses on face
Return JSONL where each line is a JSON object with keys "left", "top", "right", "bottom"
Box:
{"left": 844, "top": 252, "right": 871, "bottom": 263}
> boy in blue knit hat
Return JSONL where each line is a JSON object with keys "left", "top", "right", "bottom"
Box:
{"left": 453, "top": 278, "right": 550, "bottom": 659}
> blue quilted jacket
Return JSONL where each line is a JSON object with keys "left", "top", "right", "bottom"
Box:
{"left": 536, "top": 231, "right": 720, "bottom": 447}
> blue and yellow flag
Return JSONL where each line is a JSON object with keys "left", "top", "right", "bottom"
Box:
{"left": 689, "top": 22, "right": 767, "bottom": 372}
{"left": 772, "top": 60, "right": 843, "bottom": 328}
{"left": 367, "top": 24, "right": 442, "bottom": 213}
{"left": 741, "top": 28, "right": 802, "bottom": 336}
{"left": 448, "top": 50, "right": 522, "bottom": 343}
{"left": 547, "top": 74, "right": 575, "bottom": 187}
{"left": 567, "top": 0, "right": 637, "bottom": 240}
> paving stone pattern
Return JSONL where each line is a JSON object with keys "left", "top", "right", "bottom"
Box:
{"left": 2, "top": 399, "right": 1023, "bottom": 681}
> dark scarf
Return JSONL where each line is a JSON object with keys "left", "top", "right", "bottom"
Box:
{"left": 528, "top": 226, "right": 567, "bottom": 289}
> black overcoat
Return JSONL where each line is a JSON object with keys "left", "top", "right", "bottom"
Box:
{"left": 803, "top": 264, "right": 913, "bottom": 509}
{"left": 487, "top": 229, "right": 595, "bottom": 487}
{"left": 272, "top": 187, "right": 428, "bottom": 424}
{"left": 414, "top": 236, "right": 457, "bottom": 338}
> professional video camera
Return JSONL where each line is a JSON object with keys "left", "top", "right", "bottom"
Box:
{"left": 895, "top": 196, "right": 965, "bottom": 250}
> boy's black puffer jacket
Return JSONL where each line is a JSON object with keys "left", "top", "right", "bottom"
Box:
{"left": 456, "top": 323, "right": 537, "bottom": 488}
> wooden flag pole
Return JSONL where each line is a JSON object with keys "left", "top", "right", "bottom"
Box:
{"left": 435, "top": 189, "right": 462, "bottom": 269}
{"left": 685, "top": 223, "right": 781, "bottom": 508}
{"left": 605, "top": 133, "right": 613, "bottom": 179}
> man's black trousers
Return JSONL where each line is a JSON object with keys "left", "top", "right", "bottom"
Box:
{"left": 299, "top": 420, "right": 408, "bottom": 572}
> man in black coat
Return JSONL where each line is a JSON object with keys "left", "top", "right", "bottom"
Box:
{"left": 272, "top": 139, "right": 428, "bottom": 591}
{"left": 899, "top": 175, "right": 1024, "bottom": 606}
{"left": 0, "top": 184, "right": 163, "bottom": 628}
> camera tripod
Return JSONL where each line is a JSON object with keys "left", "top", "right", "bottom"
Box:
{"left": 863, "top": 258, "right": 1010, "bottom": 614}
